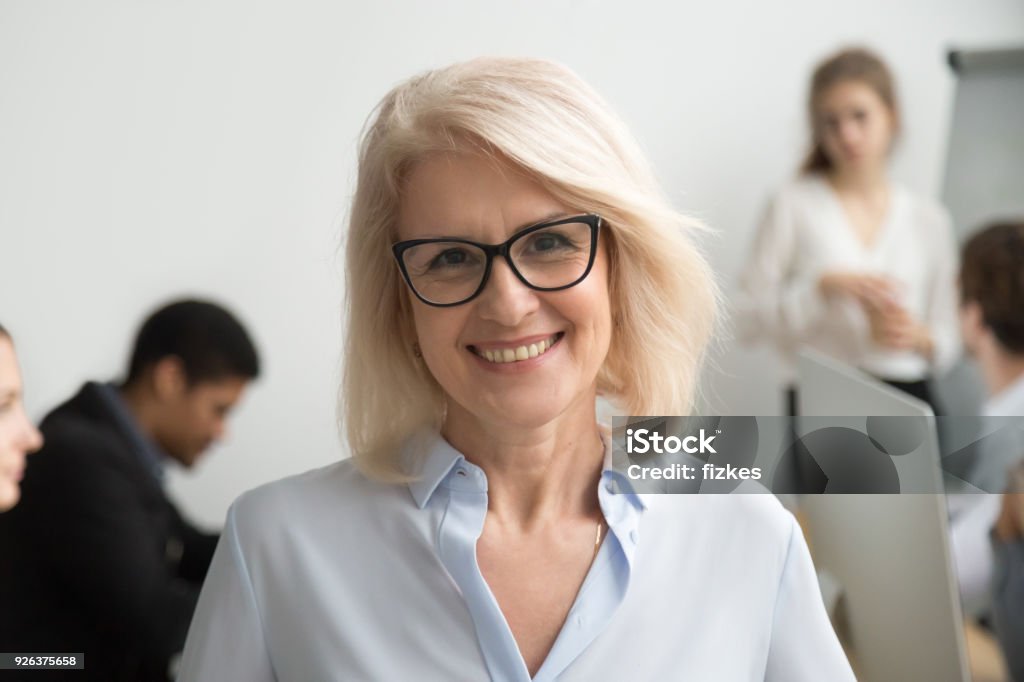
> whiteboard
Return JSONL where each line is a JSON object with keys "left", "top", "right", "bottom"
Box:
{"left": 936, "top": 46, "right": 1024, "bottom": 418}
{"left": 942, "top": 46, "right": 1024, "bottom": 239}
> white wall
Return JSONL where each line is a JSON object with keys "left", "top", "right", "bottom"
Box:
{"left": 2, "top": 0, "right": 1023, "bottom": 527}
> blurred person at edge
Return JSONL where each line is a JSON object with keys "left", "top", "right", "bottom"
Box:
{"left": 952, "top": 221, "right": 1024, "bottom": 681}
{"left": 177, "top": 57, "right": 854, "bottom": 681}
{"left": 0, "top": 299, "right": 260, "bottom": 682}
{"left": 0, "top": 322, "right": 44, "bottom": 512}
{"left": 736, "top": 47, "right": 960, "bottom": 418}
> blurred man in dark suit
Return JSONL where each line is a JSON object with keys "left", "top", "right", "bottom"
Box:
{"left": 0, "top": 299, "right": 260, "bottom": 682}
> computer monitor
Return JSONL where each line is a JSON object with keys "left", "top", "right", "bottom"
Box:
{"left": 796, "top": 348, "right": 969, "bottom": 682}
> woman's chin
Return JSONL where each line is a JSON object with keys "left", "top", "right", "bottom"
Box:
{"left": 0, "top": 482, "right": 20, "bottom": 512}
{"left": 450, "top": 395, "right": 577, "bottom": 433}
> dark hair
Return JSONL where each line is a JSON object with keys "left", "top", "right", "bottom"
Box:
{"left": 0, "top": 322, "right": 8, "bottom": 340}
{"left": 960, "top": 221, "right": 1024, "bottom": 354}
{"left": 802, "top": 47, "right": 900, "bottom": 174}
{"left": 125, "top": 299, "right": 261, "bottom": 385}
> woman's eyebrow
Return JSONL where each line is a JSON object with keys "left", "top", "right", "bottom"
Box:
{"left": 517, "top": 211, "right": 573, "bottom": 231}
{"left": 410, "top": 212, "right": 574, "bottom": 241}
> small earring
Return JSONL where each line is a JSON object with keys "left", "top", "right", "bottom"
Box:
{"left": 413, "top": 342, "right": 422, "bottom": 358}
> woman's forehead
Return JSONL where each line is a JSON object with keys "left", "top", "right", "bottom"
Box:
{"left": 396, "top": 152, "right": 570, "bottom": 241}
{"left": 817, "top": 80, "right": 887, "bottom": 111}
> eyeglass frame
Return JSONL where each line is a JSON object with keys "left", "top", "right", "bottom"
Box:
{"left": 391, "top": 213, "right": 603, "bottom": 308}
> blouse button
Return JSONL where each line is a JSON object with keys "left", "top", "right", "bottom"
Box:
{"left": 455, "top": 469, "right": 467, "bottom": 477}
{"left": 629, "top": 529, "right": 638, "bottom": 543}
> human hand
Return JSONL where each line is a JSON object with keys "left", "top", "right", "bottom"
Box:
{"left": 995, "top": 493, "right": 1024, "bottom": 543}
{"left": 864, "top": 306, "right": 933, "bottom": 355}
{"left": 818, "top": 272, "right": 901, "bottom": 310}
{"left": 996, "top": 464, "right": 1024, "bottom": 543}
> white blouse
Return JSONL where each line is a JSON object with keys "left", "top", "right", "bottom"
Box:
{"left": 735, "top": 174, "right": 961, "bottom": 383}
{"left": 177, "top": 431, "right": 854, "bottom": 681}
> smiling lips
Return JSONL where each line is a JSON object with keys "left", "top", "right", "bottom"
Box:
{"left": 471, "top": 333, "right": 562, "bottom": 364}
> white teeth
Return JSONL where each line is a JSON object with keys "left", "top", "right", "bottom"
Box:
{"left": 476, "top": 334, "right": 559, "bottom": 364}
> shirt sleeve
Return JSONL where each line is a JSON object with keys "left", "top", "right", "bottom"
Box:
{"left": 992, "top": 537, "right": 1024, "bottom": 682}
{"left": 923, "top": 207, "right": 962, "bottom": 375}
{"left": 176, "top": 502, "right": 277, "bottom": 682}
{"left": 734, "top": 193, "right": 830, "bottom": 349}
{"left": 765, "top": 516, "right": 856, "bottom": 681}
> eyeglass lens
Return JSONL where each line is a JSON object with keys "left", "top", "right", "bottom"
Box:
{"left": 401, "top": 220, "right": 594, "bottom": 305}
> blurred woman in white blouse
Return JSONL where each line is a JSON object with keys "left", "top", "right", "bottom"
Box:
{"left": 178, "top": 57, "right": 853, "bottom": 681}
{"left": 737, "top": 47, "right": 960, "bottom": 416}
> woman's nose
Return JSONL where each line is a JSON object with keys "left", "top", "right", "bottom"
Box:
{"left": 20, "top": 410, "right": 43, "bottom": 454}
{"left": 838, "top": 118, "right": 862, "bottom": 146}
{"left": 475, "top": 257, "right": 540, "bottom": 325}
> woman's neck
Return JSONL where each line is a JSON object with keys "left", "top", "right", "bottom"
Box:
{"left": 827, "top": 164, "right": 889, "bottom": 198}
{"left": 441, "top": 395, "right": 604, "bottom": 530}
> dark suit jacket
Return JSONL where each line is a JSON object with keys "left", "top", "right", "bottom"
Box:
{"left": 0, "top": 383, "right": 219, "bottom": 682}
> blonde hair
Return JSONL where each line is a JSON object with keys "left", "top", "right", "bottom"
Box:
{"left": 342, "top": 57, "right": 718, "bottom": 480}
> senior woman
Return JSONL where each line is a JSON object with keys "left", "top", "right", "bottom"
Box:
{"left": 178, "top": 58, "right": 853, "bottom": 681}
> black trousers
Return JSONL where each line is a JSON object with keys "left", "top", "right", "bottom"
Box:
{"left": 878, "top": 378, "right": 944, "bottom": 416}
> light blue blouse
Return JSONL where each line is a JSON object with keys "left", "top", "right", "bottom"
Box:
{"left": 177, "top": 431, "right": 854, "bottom": 681}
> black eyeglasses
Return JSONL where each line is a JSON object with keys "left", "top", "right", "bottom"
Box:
{"left": 392, "top": 214, "right": 602, "bottom": 307}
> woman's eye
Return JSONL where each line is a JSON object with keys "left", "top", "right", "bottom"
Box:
{"left": 429, "top": 248, "right": 471, "bottom": 269}
{"left": 529, "top": 232, "right": 572, "bottom": 252}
